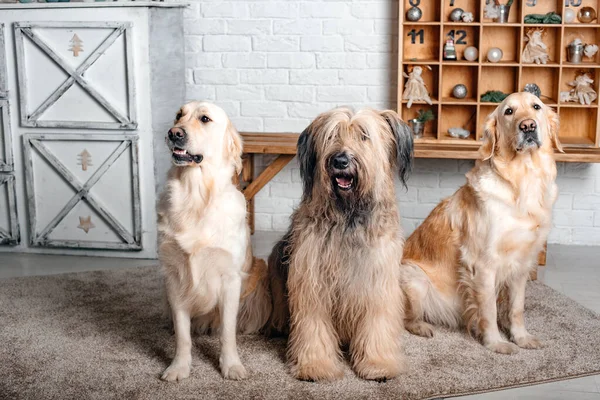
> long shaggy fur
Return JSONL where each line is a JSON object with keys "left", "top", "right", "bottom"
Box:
{"left": 401, "top": 92, "right": 562, "bottom": 354}
{"left": 158, "top": 102, "right": 271, "bottom": 382}
{"left": 267, "top": 107, "right": 413, "bottom": 381}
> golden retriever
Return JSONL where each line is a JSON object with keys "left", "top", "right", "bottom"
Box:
{"left": 158, "top": 101, "right": 271, "bottom": 381}
{"left": 401, "top": 92, "right": 562, "bottom": 354}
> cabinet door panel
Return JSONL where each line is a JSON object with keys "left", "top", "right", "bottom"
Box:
{"left": 0, "top": 174, "right": 20, "bottom": 246}
{"left": 14, "top": 22, "right": 137, "bottom": 130}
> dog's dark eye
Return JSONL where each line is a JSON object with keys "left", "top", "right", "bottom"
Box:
{"left": 175, "top": 112, "right": 182, "bottom": 121}
{"left": 504, "top": 108, "right": 513, "bottom": 115}
{"left": 533, "top": 104, "right": 541, "bottom": 110}
{"left": 200, "top": 115, "right": 211, "bottom": 123}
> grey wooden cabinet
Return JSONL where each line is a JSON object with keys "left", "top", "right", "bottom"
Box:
{"left": 0, "top": 3, "right": 186, "bottom": 258}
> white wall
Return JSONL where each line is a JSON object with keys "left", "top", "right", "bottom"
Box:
{"left": 183, "top": 0, "right": 600, "bottom": 245}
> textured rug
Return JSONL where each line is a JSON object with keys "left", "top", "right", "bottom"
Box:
{"left": 0, "top": 266, "right": 599, "bottom": 400}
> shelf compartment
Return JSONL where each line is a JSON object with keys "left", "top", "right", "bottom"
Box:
{"left": 401, "top": 64, "right": 440, "bottom": 104}
{"left": 521, "top": 67, "right": 560, "bottom": 105}
{"left": 403, "top": 0, "right": 441, "bottom": 22}
{"left": 558, "top": 107, "right": 598, "bottom": 147}
{"left": 401, "top": 106, "right": 439, "bottom": 140}
{"left": 560, "top": 68, "right": 600, "bottom": 106}
{"left": 522, "top": 0, "right": 563, "bottom": 21}
{"left": 441, "top": 65, "right": 478, "bottom": 102}
{"left": 442, "top": 0, "right": 480, "bottom": 23}
{"left": 482, "top": 0, "right": 521, "bottom": 24}
{"left": 479, "top": 66, "right": 519, "bottom": 99}
{"left": 563, "top": 27, "right": 600, "bottom": 65}
{"left": 403, "top": 25, "right": 441, "bottom": 62}
{"left": 440, "top": 105, "right": 478, "bottom": 142}
{"left": 521, "top": 26, "right": 561, "bottom": 65}
{"left": 563, "top": 0, "right": 600, "bottom": 25}
{"left": 442, "top": 25, "right": 479, "bottom": 61}
{"left": 481, "top": 26, "right": 521, "bottom": 63}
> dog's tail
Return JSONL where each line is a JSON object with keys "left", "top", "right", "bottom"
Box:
{"left": 237, "top": 257, "right": 272, "bottom": 334}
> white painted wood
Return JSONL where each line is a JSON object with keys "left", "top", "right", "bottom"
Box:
{"left": 0, "top": 100, "right": 14, "bottom": 171}
{"left": 15, "top": 22, "right": 136, "bottom": 129}
{"left": 0, "top": 24, "right": 7, "bottom": 99}
{"left": 0, "top": 5, "right": 186, "bottom": 257}
{"left": 0, "top": 174, "right": 20, "bottom": 245}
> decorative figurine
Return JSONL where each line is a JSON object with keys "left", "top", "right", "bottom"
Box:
{"left": 522, "top": 29, "right": 549, "bottom": 65}
{"left": 461, "top": 12, "right": 474, "bottom": 23}
{"left": 403, "top": 66, "right": 433, "bottom": 108}
{"left": 561, "top": 72, "right": 597, "bottom": 105}
{"left": 564, "top": 8, "right": 576, "bottom": 23}
{"left": 448, "top": 127, "right": 470, "bottom": 139}
{"left": 449, "top": 8, "right": 464, "bottom": 22}
{"left": 487, "top": 47, "right": 503, "bottom": 63}
{"left": 443, "top": 32, "right": 457, "bottom": 61}
{"left": 406, "top": 6, "right": 422, "bottom": 22}
{"left": 578, "top": 7, "right": 597, "bottom": 23}
{"left": 452, "top": 84, "right": 468, "bottom": 99}
{"left": 484, "top": 1, "right": 499, "bottom": 19}
{"left": 585, "top": 44, "right": 599, "bottom": 59}
{"left": 464, "top": 46, "right": 479, "bottom": 61}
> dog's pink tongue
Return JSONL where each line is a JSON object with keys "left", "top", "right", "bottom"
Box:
{"left": 336, "top": 176, "right": 352, "bottom": 186}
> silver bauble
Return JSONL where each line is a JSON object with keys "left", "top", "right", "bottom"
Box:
{"left": 452, "top": 84, "right": 468, "bottom": 99}
{"left": 449, "top": 8, "right": 464, "bottom": 22}
{"left": 487, "top": 47, "right": 503, "bottom": 63}
{"left": 564, "top": 8, "right": 576, "bottom": 23}
{"left": 406, "top": 6, "right": 422, "bottom": 22}
{"left": 463, "top": 46, "right": 478, "bottom": 61}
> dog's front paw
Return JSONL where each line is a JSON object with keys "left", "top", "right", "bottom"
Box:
{"left": 514, "top": 334, "right": 543, "bottom": 349}
{"left": 292, "top": 359, "right": 344, "bottom": 382}
{"left": 221, "top": 362, "right": 248, "bottom": 380}
{"left": 354, "top": 357, "right": 405, "bottom": 381}
{"left": 161, "top": 361, "right": 191, "bottom": 382}
{"left": 405, "top": 321, "right": 434, "bottom": 338}
{"left": 486, "top": 340, "right": 519, "bottom": 355}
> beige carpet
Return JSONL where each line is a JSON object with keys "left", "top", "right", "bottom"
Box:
{"left": 0, "top": 266, "right": 599, "bottom": 400}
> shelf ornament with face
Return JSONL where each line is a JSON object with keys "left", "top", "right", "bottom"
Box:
{"left": 522, "top": 29, "right": 549, "bottom": 65}
{"left": 561, "top": 72, "right": 598, "bottom": 106}
{"left": 402, "top": 66, "right": 433, "bottom": 109}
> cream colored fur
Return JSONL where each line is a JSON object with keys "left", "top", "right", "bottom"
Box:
{"left": 158, "top": 102, "right": 271, "bottom": 382}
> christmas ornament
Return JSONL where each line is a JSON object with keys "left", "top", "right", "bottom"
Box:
{"left": 403, "top": 66, "right": 433, "bottom": 108}
{"left": 578, "top": 7, "right": 597, "bottom": 23}
{"left": 564, "top": 8, "right": 576, "bottom": 23}
{"left": 464, "top": 46, "right": 478, "bottom": 61}
{"left": 443, "top": 33, "right": 457, "bottom": 61}
{"left": 449, "top": 8, "right": 464, "bottom": 22}
{"left": 406, "top": 6, "right": 422, "bottom": 22}
{"left": 524, "top": 83, "right": 541, "bottom": 98}
{"left": 585, "top": 44, "right": 599, "bottom": 59}
{"left": 452, "top": 84, "right": 468, "bottom": 99}
{"left": 563, "top": 72, "right": 597, "bottom": 105}
{"left": 448, "top": 127, "right": 470, "bottom": 139}
{"left": 487, "top": 47, "right": 503, "bottom": 63}
{"left": 522, "top": 29, "right": 549, "bottom": 65}
{"left": 461, "top": 12, "right": 474, "bottom": 23}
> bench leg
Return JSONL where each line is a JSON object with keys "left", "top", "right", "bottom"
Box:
{"left": 242, "top": 154, "right": 294, "bottom": 235}
{"left": 242, "top": 154, "right": 255, "bottom": 234}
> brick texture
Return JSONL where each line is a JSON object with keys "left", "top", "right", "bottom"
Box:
{"left": 184, "top": 1, "right": 600, "bottom": 245}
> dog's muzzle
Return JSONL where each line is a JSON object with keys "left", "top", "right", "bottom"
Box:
{"left": 167, "top": 127, "right": 203, "bottom": 165}
{"left": 517, "top": 119, "right": 541, "bottom": 150}
{"left": 329, "top": 152, "right": 355, "bottom": 191}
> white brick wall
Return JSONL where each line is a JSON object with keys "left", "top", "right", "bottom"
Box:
{"left": 183, "top": 0, "right": 600, "bottom": 245}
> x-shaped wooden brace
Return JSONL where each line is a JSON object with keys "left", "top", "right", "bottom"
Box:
{"left": 20, "top": 26, "right": 130, "bottom": 125}
{"left": 28, "top": 139, "right": 135, "bottom": 245}
{"left": 0, "top": 174, "right": 18, "bottom": 243}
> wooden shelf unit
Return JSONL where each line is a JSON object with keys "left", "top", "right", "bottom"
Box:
{"left": 399, "top": 0, "right": 600, "bottom": 161}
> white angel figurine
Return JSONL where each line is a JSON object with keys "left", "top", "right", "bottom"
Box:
{"left": 568, "top": 73, "right": 597, "bottom": 105}
{"left": 484, "top": 2, "right": 499, "bottom": 19}
{"left": 402, "top": 66, "right": 433, "bottom": 108}
{"left": 522, "top": 29, "right": 549, "bottom": 65}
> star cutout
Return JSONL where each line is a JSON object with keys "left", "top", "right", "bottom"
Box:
{"left": 77, "top": 216, "right": 95, "bottom": 234}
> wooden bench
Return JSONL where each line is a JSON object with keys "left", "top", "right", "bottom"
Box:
{"left": 239, "top": 132, "right": 547, "bottom": 275}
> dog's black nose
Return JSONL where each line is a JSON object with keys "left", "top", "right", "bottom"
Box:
{"left": 332, "top": 153, "right": 349, "bottom": 170}
{"left": 168, "top": 127, "right": 186, "bottom": 141}
{"left": 519, "top": 119, "right": 537, "bottom": 133}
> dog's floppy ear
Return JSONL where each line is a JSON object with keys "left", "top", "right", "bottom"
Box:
{"left": 546, "top": 105, "right": 564, "bottom": 153}
{"left": 225, "top": 121, "right": 243, "bottom": 174}
{"left": 297, "top": 125, "right": 317, "bottom": 198}
{"left": 481, "top": 112, "right": 498, "bottom": 161}
{"left": 380, "top": 110, "right": 414, "bottom": 188}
